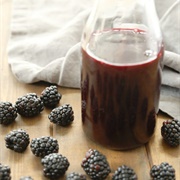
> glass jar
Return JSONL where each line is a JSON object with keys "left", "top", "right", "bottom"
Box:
{"left": 81, "top": 0, "right": 164, "bottom": 150}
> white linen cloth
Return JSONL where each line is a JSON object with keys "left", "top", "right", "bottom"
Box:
{"left": 8, "top": 0, "right": 180, "bottom": 118}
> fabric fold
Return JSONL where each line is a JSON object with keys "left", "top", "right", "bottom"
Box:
{"left": 8, "top": 0, "right": 92, "bottom": 88}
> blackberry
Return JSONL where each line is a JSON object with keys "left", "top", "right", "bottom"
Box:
{"left": 66, "top": 172, "right": 86, "bottom": 180}
{"left": 15, "top": 93, "right": 44, "bottom": 117}
{"left": 19, "top": 176, "right": 33, "bottom": 180}
{"left": 48, "top": 104, "right": 74, "bottom": 126}
{"left": 0, "top": 102, "right": 17, "bottom": 125}
{"left": 30, "top": 136, "right": 59, "bottom": 157}
{"left": 40, "top": 85, "right": 62, "bottom": 107}
{"left": 112, "top": 165, "right": 137, "bottom": 180}
{"left": 81, "top": 149, "right": 111, "bottom": 180}
{"left": 5, "top": 129, "right": 30, "bottom": 153}
{"left": 41, "top": 153, "right": 70, "bottom": 179}
{"left": 161, "top": 119, "right": 180, "bottom": 147}
{"left": 0, "top": 163, "right": 11, "bottom": 180}
{"left": 150, "top": 162, "right": 176, "bottom": 180}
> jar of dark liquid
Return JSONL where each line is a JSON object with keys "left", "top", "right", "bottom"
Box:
{"left": 81, "top": 0, "right": 164, "bottom": 150}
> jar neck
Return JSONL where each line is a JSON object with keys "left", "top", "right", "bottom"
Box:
{"left": 82, "top": 0, "right": 162, "bottom": 49}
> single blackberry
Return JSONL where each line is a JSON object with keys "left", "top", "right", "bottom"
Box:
{"left": 48, "top": 104, "right": 74, "bottom": 126}
{"left": 81, "top": 149, "right": 111, "bottom": 180}
{"left": 41, "top": 153, "right": 70, "bottom": 179}
{"left": 30, "top": 136, "right": 59, "bottom": 157}
{"left": 161, "top": 119, "right": 180, "bottom": 147}
{"left": 66, "top": 172, "right": 86, "bottom": 180}
{"left": 40, "top": 85, "right": 62, "bottom": 107}
{"left": 150, "top": 162, "right": 176, "bottom": 180}
{"left": 0, "top": 102, "right": 17, "bottom": 125}
{"left": 112, "top": 165, "right": 137, "bottom": 180}
{"left": 19, "top": 176, "right": 33, "bottom": 180}
{"left": 15, "top": 93, "right": 44, "bottom": 117}
{"left": 0, "top": 163, "right": 11, "bottom": 180}
{"left": 5, "top": 129, "right": 30, "bottom": 153}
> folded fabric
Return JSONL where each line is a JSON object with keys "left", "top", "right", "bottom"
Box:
{"left": 8, "top": 0, "right": 94, "bottom": 88}
{"left": 7, "top": 0, "right": 180, "bottom": 118}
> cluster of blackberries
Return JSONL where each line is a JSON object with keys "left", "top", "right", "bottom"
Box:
{"left": 3, "top": 128, "right": 70, "bottom": 179}
{"left": 4, "top": 128, "right": 60, "bottom": 156}
{"left": 81, "top": 149, "right": 137, "bottom": 180}
{"left": 1, "top": 84, "right": 179, "bottom": 179}
{"left": 0, "top": 85, "right": 76, "bottom": 179}
{"left": 0, "top": 146, "right": 177, "bottom": 179}
{"left": 0, "top": 85, "right": 75, "bottom": 127}
{"left": 0, "top": 85, "right": 62, "bottom": 124}
{"left": 81, "top": 149, "right": 176, "bottom": 180}
{"left": 30, "top": 136, "right": 70, "bottom": 179}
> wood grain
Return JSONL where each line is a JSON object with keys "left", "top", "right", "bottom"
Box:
{"left": 0, "top": 1, "right": 179, "bottom": 180}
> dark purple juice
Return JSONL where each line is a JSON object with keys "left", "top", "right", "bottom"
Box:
{"left": 81, "top": 28, "right": 164, "bottom": 150}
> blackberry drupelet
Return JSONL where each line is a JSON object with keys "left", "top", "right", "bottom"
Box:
{"left": 15, "top": 93, "right": 44, "bottom": 117}
{"left": 66, "top": 172, "right": 86, "bottom": 180}
{"left": 81, "top": 149, "right": 111, "bottom": 180}
{"left": 40, "top": 85, "right": 62, "bottom": 107}
{"left": 5, "top": 129, "right": 30, "bottom": 153}
{"left": 0, "top": 163, "right": 11, "bottom": 180}
{"left": 150, "top": 162, "right": 176, "bottom": 180}
{"left": 48, "top": 104, "right": 74, "bottom": 126}
{"left": 41, "top": 153, "right": 70, "bottom": 179}
{"left": 30, "top": 136, "right": 59, "bottom": 157}
{"left": 161, "top": 119, "right": 180, "bottom": 147}
{"left": 0, "top": 102, "right": 17, "bottom": 125}
{"left": 19, "top": 176, "right": 33, "bottom": 180}
{"left": 112, "top": 165, "right": 137, "bottom": 180}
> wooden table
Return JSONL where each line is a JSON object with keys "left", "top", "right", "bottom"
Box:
{"left": 0, "top": 1, "right": 179, "bottom": 179}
